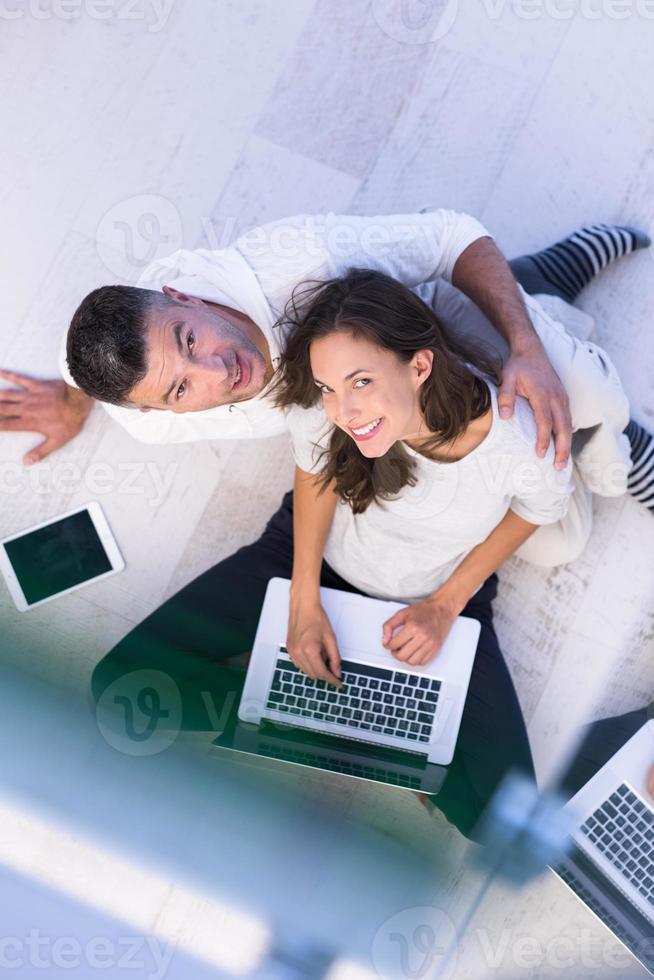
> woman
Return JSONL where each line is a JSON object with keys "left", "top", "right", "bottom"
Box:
{"left": 271, "top": 267, "right": 601, "bottom": 838}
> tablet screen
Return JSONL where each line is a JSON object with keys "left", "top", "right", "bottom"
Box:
{"left": 3, "top": 509, "right": 114, "bottom": 606}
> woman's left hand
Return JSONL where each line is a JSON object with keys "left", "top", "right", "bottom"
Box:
{"left": 381, "top": 594, "right": 460, "bottom": 665}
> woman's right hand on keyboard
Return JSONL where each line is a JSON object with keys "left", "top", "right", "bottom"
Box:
{"left": 287, "top": 597, "right": 342, "bottom": 688}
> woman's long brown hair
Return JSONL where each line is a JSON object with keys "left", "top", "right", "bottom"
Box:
{"left": 270, "top": 268, "right": 503, "bottom": 513}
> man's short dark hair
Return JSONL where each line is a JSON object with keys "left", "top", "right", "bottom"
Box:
{"left": 66, "top": 285, "right": 169, "bottom": 405}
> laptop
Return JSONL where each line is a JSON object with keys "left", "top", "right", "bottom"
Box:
{"left": 237, "top": 577, "right": 481, "bottom": 768}
{"left": 551, "top": 720, "right": 654, "bottom": 975}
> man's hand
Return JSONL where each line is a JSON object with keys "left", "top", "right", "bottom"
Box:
{"left": 0, "top": 370, "right": 93, "bottom": 465}
{"left": 452, "top": 237, "right": 572, "bottom": 471}
{"left": 498, "top": 342, "right": 573, "bottom": 471}
{"left": 647, "top": 764, "right": 654, "bottom": 798}
{"left": 287, "top": 598, "right": 342, "bottom": 688}
{"left": 382, "top": 594, "right": 459, "bottom": 666}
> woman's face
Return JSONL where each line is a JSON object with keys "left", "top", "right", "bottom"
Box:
{"left": 309, "top": 329, "right": 433, "bottom": 458}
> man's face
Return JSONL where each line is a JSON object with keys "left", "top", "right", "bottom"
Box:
{"left": 128, "top": 288, "right": 271, "bottom": 413}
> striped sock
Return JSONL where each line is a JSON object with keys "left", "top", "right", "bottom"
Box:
{"left": 624, "top": 418, "right": 654, "bottom": 512}
{"left": 510, "top": 224, "right": 651, "bottom": 303}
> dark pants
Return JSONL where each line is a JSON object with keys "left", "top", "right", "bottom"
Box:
{"left": 92, "top": 492, "right": 534, "bottom": 840}
{"left": 560, "top": 707, "right": 651, "bottom": 799}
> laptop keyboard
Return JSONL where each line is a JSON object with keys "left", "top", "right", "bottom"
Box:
{"left": 266, "top": 650, "right": 440, "bottom": 745}
{"left": 580, "top": 782, "right": 654, "bottom": 905}
{"left": 556, "top": 863, "right": 641, "bottom": 946}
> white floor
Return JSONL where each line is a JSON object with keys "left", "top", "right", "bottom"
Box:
{"left": 1, "top": 1, "right": 654, "bottom": 976}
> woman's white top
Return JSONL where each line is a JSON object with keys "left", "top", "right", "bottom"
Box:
{"left": 285, "top": 380, "right": 575, "bottom": 603}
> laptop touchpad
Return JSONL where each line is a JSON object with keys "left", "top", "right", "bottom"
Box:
{"left": 331, "top": 595, "right": 390, "bottom": 655}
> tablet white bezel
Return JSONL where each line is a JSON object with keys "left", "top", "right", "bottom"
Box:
{"left": 0, "top": 501, "right": 125, "bottom": 612}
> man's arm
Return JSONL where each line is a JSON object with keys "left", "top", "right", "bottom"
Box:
{"left": 452, "top": 237, "right": 573, "bottom": 470}
{"left": 0, "top": 369, "right": 93, "bottom": 465}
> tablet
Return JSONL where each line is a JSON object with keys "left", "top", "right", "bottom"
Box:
{"left": 0, "top": 502, "right": 125, "bottom": 611}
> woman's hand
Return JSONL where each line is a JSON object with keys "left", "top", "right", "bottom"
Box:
{"left": 287, "top": 597, "right": 342, "bottom": 687}
{"left": 381, "top": 594, "right": 460, "bottom": 666}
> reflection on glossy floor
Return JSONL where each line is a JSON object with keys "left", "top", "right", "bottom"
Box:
{"left": 1, "top": 1, "right": 653, "bottom": 976}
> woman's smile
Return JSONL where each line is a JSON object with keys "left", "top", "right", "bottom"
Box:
{"left": 348, "top": 417, "right": 385, "bottom": 441}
